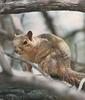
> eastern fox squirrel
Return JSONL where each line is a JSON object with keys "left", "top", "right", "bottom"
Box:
{"left": 13, "top": 31, "right": 85, "bottom": 87}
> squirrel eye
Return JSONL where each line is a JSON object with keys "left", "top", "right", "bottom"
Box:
{"left": 23, "top": 40, "right": 27, "bottom": 45}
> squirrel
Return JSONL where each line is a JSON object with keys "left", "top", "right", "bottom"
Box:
{"left": 13, "top": 31, "right": 85, "bottom": 87}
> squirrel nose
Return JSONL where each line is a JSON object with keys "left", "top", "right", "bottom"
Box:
{"left": 14, "top": 46, "right": 22, "bottom": 53}
{"left": 14, "top": 48, "right": 19, "bottom": 53}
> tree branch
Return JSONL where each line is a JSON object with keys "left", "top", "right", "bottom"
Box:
{"left": 5, "top": 52, "right": 49, "bottom": 77}
{"left": 0, "top": 28, "right": 14, "bottom": 40}
{"left": 41, "top": 11, "right": 57, "bottom": 35}
{"left": 0, "top": 46, "right": 13, "bottom": 76}
{"left": 64, "top": 28, "right": 85, "bottom": 39}
{"left": 0, "top": 45, "right": 85, "bottom": 99}
{"left": 0, "top": 0, "right": 85, "bottom": 14}
{"left": 0, "top": 68, "right": 85, "bottom": 100}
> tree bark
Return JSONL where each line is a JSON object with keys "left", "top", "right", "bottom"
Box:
{"left": 0, "top": 0, "right": 85, "bottom": 14}
{"left": 0, "top": 45, "right": 85, "bottom": 100}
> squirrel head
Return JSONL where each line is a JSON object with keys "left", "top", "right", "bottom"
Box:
{"left": 13, "top": 31, "right": 34, "bottom": 55}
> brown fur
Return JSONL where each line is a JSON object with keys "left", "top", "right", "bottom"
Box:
{"left": 13, "top": 32, "right": 85, "bottom": 87}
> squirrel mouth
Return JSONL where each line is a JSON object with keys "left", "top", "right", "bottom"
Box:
{"left": 14, "top": 48, "right": 23, "bottom": 55}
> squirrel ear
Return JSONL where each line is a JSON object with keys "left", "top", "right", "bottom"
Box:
{"left": 26, "top": 31, "right": 33, "bottom": 41}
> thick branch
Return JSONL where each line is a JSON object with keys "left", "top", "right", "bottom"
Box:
{"left": 0, "top": 0, "right": 85, "bottom": 14}
{"left": 0, "top": 46, "right": 85, "bottom": 99}
{"left": 0, "top": 70, "right": 85, "bottom": 100}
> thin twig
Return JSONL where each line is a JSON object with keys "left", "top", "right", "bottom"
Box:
{"left": 78, "top": 78, "right": 85, "bottom": 91}
{"left": 5, "top": 52, "right": 50, "bottom": 78}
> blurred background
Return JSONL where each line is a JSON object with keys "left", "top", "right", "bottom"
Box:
{"left": 0, "top": 11, "right": 85, "bottom": 100}
{"left": 1, "top": 11, "right": 85, "bottom": 72}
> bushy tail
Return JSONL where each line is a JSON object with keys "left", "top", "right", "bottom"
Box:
{"left": 60, "top": 68, "right": 85, "bottom": 87}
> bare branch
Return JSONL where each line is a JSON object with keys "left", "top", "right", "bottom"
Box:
{"left": 64, "top": 28, "right": 85, "bottom": 39}
{"left": 0, "top": 28, "right": 14, "bottom": 40}
{"left": 5, "top": 52, "right": 49, "bottom": 77}
{"left": 11, "top": 14, "right": 24, "bottom": 33}
{"left": 0, "top": 46, "right": 13, "bottom": 76}
{"left": 0, "top": 0, "right": 85, "bottom": 14}
{"left": 0, "top": 68, "right": 85, "bottom": 100}
{"left": 78, "top": 78, "right": 85, "bottom": 91}
{"left": 7, "top": 71, "right": 85, "bottom": 100}
{"left": 41, "top": 11, "right": 57, "bottom": 35}
{"left": 0, "top": 42, "right": 85, "bottom": 99}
